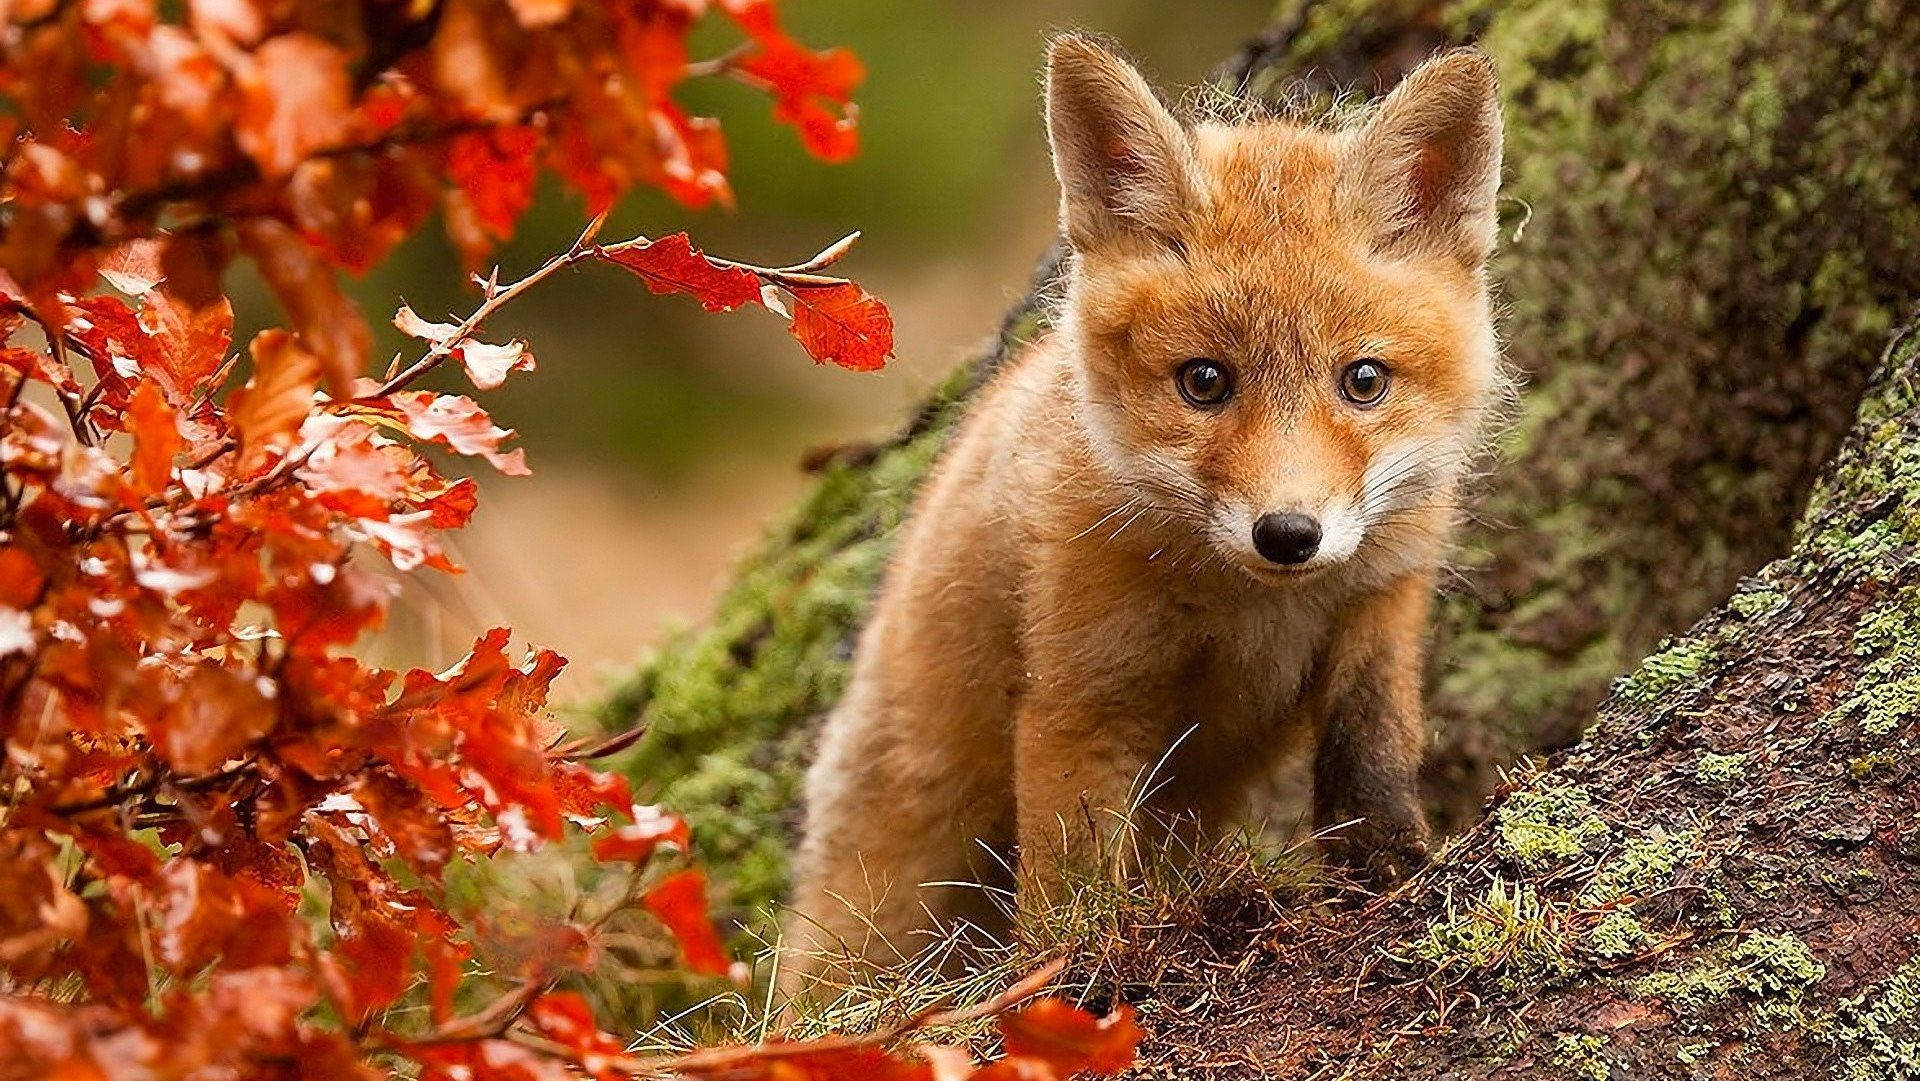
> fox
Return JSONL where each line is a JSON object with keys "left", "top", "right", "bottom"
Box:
{"left": 783, "top": 36, "right": 1504, "bottom": 992}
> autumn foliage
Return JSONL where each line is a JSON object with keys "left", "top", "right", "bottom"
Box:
{"left": 0, "top": 1, "right": 1136, "bottom": 1078}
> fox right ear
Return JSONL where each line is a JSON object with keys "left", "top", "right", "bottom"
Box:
{"left": 1045, "top": 35, "right": 1205, "bottom": 252}
{"left": 1339, "top": 48, "right": 1504, "bottom": 268}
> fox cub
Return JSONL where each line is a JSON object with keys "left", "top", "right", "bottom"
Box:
{"left": 787, "top": 37, "right": 1504, "bottom": 984}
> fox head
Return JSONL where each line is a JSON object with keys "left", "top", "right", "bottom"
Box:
{"left": 1044, "top": 37, "right": 1504, "bottom": 586}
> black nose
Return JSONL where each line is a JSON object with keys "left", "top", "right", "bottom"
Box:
{"left": 1252, "top": 512, "right": 1321, "bottom": 565}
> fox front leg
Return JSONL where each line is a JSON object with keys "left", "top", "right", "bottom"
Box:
{"left": 1311, "top": 583, "right": 1433, "bottom": 886}
{"left": 1012, "top": 696, "right": 1166, "bottom": 909}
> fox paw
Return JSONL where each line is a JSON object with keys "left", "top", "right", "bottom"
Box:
{"left": 1322, "top": 819, "right": 1430, "bottom": 890}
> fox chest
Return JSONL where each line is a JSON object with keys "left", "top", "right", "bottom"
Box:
{"left": 1173, "top": 601, "right": 1335, "bottom": 743}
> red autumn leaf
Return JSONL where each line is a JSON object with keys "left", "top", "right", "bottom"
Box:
{"left": 649, "top": 103, "right": 735, "bottom": 210}
{"left": 69, "top": 820, "right": 163, "bottom": 883}
{"left": 268, "top": 562, "right": 391, "bottom": 657}
{"left": 784, "top": 281, "right": 893, "bottom": 371}
{"left": 0, "top": 548, "right": 44, "bottom": 608}
{"left": 553, "top": 760, "right": 633, "bottom": 821}
{"left": 382, "top": 391, "right": 530, "bottom": 475}
{"left": 152, "top": 662, "right": 279, "bottom": 774}
{"left": 151, "top": 862, "right": 300, "bottom": 975}
{"left": 229, "top": 329, "right": 320, "bottom": 470}
{"left": 546, "top": 114, "right": 621, "bottom": 217}
{"left": 361, "top": 510, "right": 458, "bottom": 573}
{"left": 286, "top": 150, "right": 442, "bottom": 274}
{"left": 331, "top": 911, "right": 415, "bottom": 1022}
{"left": 416, "top": 1040, "right": 576, "bottom": 1081}
{"left": 446, "top": 125, "right": 542, "bottom": 262}
{"left": 774, "top": 95, "right": 861, "bottom": 163}
{"left": 600, "top": 233, "right": 764, "bottom": 313}
{"left": 126, "top": 381, "right": 182, "bottom": 498}
{"left": 62, "top": 294, "right": 157, "bottom": 414}
{"left": 422, "top": 476, "right": 480, "bottom": 529}
{"left": 138, "top": 290, "right": 234, "bottom": 407}
{"left": 724, "top": 0, "right": 864, "bottom": 162}
{"left": 590, "top": 804, "right": 688, "bottom": 864}
{"left": 234, "top": 33, "right": 355, "bottom": 177}
{"left": 0, "top": 345, "right": 80, "bottom": 395}
{"left": 238, "top": 218, "right": 371, "bottom": 396}
{"left": 526, "top": 991, "right": 627, "bottom": 1068}
{"left": 353, "top": 772, "right": 456, "bottom": 878}
{"left": 643, "top": 868, "right": 730, "bottom": 975}
{"left": 997, "top": 1001, "right": 1143, "bottom": 1077}
{"left": 99, "top": 237, "right": 167, "bottom": 296}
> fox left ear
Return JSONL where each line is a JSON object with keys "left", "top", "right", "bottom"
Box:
{"left": 1339, "top": 48, "right": 1503, "bottom": 267}
{"left": 1045, "top": 34, "right": 1206, "bottom": 253}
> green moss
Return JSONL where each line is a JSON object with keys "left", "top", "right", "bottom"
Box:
{"left": 1674, "top": 1041, "right": 1713, "bottom": 1065}
{"left": 1612, "top": 637, "right": 1716, "bottom": 708}
{"left": 1853, "top": 586, "right": 1920, "bottom": 655}
{"left": 1403, "top": 880, "right": 1570, "bottom": 990}
{"left": 1633, "top": 933, "right": 1826, "bottom": 1011}
{"left": 1848, "top": 751, "right": 1900, "bottom": 780}
{"left": 1496, "top": 783, "right": 1611, "bottom": 870}
{"left": 1828, "top": 582, "right": 1920, "bottom": 740}
{"left": 1825, "top": 960, "right": 1920, "bottom": 1081}
{"left": 1547, "top": 1032, "right": 1611, "bottom": 1081}
{"left": 1579, "top": 827, "right": 1696, "bottom": 906}
{"left": 1830, "top": 648, "right": 1920, "bottom": 741}
{"left": 1729, "top": 586, "right": 1788, "bottom": 620}
{"left": 1694, "top": 752, "right": 1748, "bottom": 787}
{"left": 1587, "top": 911, "right": 1650, "bottom": 960}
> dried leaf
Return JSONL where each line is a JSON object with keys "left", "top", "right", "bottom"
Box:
{"left": 126, "top": 381, "right": 182, "bottom": 498}
{"left": 229, "top": 329, "right": 319, "bottom": 470}
{"left": 234, "top": 34, "right": 355, "bottom": 177}
{"left": 238, "top": 218, "right": 371, "bottom": 396}
{"left": 382, "top": 391, "right": 530, "bottom": 475}
{"left": 457, "top": 338, "right": 535, "bottom": 391}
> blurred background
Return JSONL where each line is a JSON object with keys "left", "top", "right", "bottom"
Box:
{"left": 303, "top": 1, "right": 1274, "bottom": 700}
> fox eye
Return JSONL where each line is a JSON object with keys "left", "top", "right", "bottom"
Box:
{"left": 1339, "top": 358, "right": 1391, "bottom": 407}
{"left": 1175, "top": 358, "right": 1233, "bottom": 407}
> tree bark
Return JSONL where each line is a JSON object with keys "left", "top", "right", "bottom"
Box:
{"left": 587, "top": 0, "right": 1920, "bottom": 938}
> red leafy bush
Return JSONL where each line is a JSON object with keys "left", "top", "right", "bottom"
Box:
{"left": 0, "top": 2, "right": 1137, "bottom": 1078}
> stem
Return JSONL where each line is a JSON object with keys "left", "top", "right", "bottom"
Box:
{"left": 22, "top": 312, "right": 96, "bottom": 446}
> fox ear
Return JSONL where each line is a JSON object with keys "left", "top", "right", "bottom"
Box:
{"left": 1340, "top": 48, "right": 1503, "bottom": 267}
{"left": 1045, "top": 35, "right": 1204, "bottom": 251}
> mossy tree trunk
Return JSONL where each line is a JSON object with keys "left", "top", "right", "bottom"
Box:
{"left": 589, "top": 0, "right": 1920, "bottom": 933}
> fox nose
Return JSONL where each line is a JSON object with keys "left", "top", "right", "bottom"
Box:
{"left": 1252, "top": 512, "right": 1321, "bottom": 566}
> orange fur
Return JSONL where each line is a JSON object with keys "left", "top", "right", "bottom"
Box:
{"left": 783, "top": 39, "right": 1504, "bottom": 995}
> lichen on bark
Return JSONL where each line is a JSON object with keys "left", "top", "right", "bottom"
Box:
{"left": 586, "top": 0, "right": 1920, "bottom": 928}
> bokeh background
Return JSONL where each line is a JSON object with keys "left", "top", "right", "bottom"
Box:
{"left": 284, "top": 1, "right": 1273, "bottom": 700}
